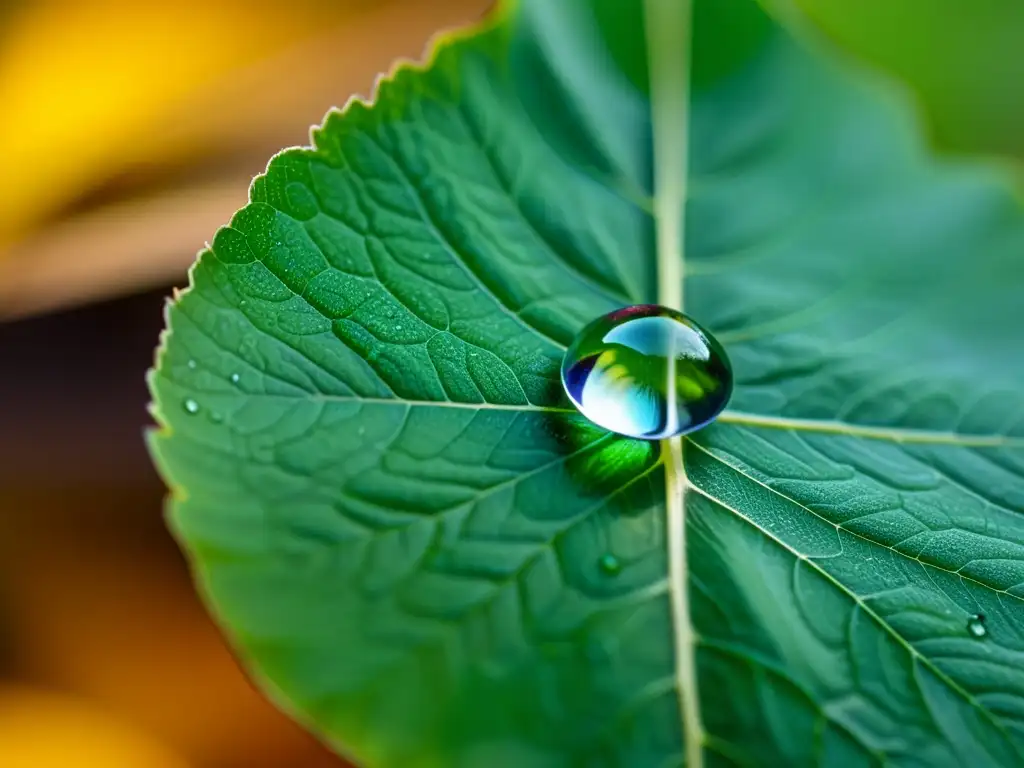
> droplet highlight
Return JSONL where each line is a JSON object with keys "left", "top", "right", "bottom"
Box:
{"left": 229, "top": 373, "right": 241, "bottom": 385}
{"left": 187, "top": 359, "right": 197, "bottom": 370}
{"left": 967, "top": 613, "right": 987, "bottom": 638}
{"left": 183, "top": 398, "right": 200, "bottom": 415}
{"left": 561, "top": 305, "right": 732, "bottom": 439}
{"left": 598, "top": 553, "right": 622, "bottom": 576}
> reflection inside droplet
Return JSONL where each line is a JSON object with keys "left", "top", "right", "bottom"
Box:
{"left": 561, "top": 305, "right": 732, "bottom": 439}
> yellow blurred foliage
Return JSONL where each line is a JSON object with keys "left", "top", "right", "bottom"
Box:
{"left": 0, "top": 0, "right": 490, "bottom": 319}
{"left": 0, "top": 0, "right": 362, "bottom": 241}
{"left": 0, "top": 686, "right": 188, "bottom": 768}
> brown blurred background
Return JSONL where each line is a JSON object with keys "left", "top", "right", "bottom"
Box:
{"left": 0, "top": 0, "right": 1022, "bottom": 766}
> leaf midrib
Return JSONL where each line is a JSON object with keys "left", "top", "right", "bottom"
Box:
{"left": 643, "top": 0, "right": 703, "bottom": 764}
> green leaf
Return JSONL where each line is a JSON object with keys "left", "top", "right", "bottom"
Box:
{"left": 148, "top": 0, "right": 1024, "bottom": 765}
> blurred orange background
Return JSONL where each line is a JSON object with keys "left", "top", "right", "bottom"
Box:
{"left": 0, "top": 0, "right": 1022, "bottom": 766}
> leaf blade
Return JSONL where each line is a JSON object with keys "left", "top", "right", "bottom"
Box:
{"left": 149, "top": 0, "right": 1024, "bottom": 764}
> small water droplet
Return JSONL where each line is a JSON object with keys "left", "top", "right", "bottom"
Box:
{"left": 187, "top": 359, "right": 197, "bottom": 370}
{"left": 183, "top": 398, "right": 200, "bottom": 415}
{"left": 210, "top": 411, "right": 224, "bottom": 424}
{"left": 967, "top": 613, "right": 987, "bottom": 638}
{"left": 230, "top": 373, "right": 241, "bottom": 385}
{"left": 395, "top": 325, "right": 403, "bottom": 331}
{"left": 598, "top": 553, "right": 621, "bottom": 576}
{"left": 562, "top": 304, "right": 732, "bottom": 439}
{"left": 357, "top": 426, "right": 366, "bottom": 436}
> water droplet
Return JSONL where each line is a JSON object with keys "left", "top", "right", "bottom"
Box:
{"left": 967, "top": 613, "right": 987, "bottom": 638}
{"left": 598, "top": 553, "right": 622, "bottom": 576}
{"left": 562, "top": 305, "right": 733, "bottom": 439}
{"left": 395, "top": 325, "right": 403, "bottom": 332}
{"left": 210, "top": 411, "right": 224, "bottom": 424}
{"left": 187, "top": 359, "right": 197, "bottom": 370}
{"left": 183, "top": 398, "right": 200, "bottom": 415}
{"left": 229, "top": 373, "right": 241, "bottom": 385}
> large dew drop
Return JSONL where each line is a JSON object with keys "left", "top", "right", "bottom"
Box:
{"left": 561, "top": 305, "right": 732, "bottom": 440}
